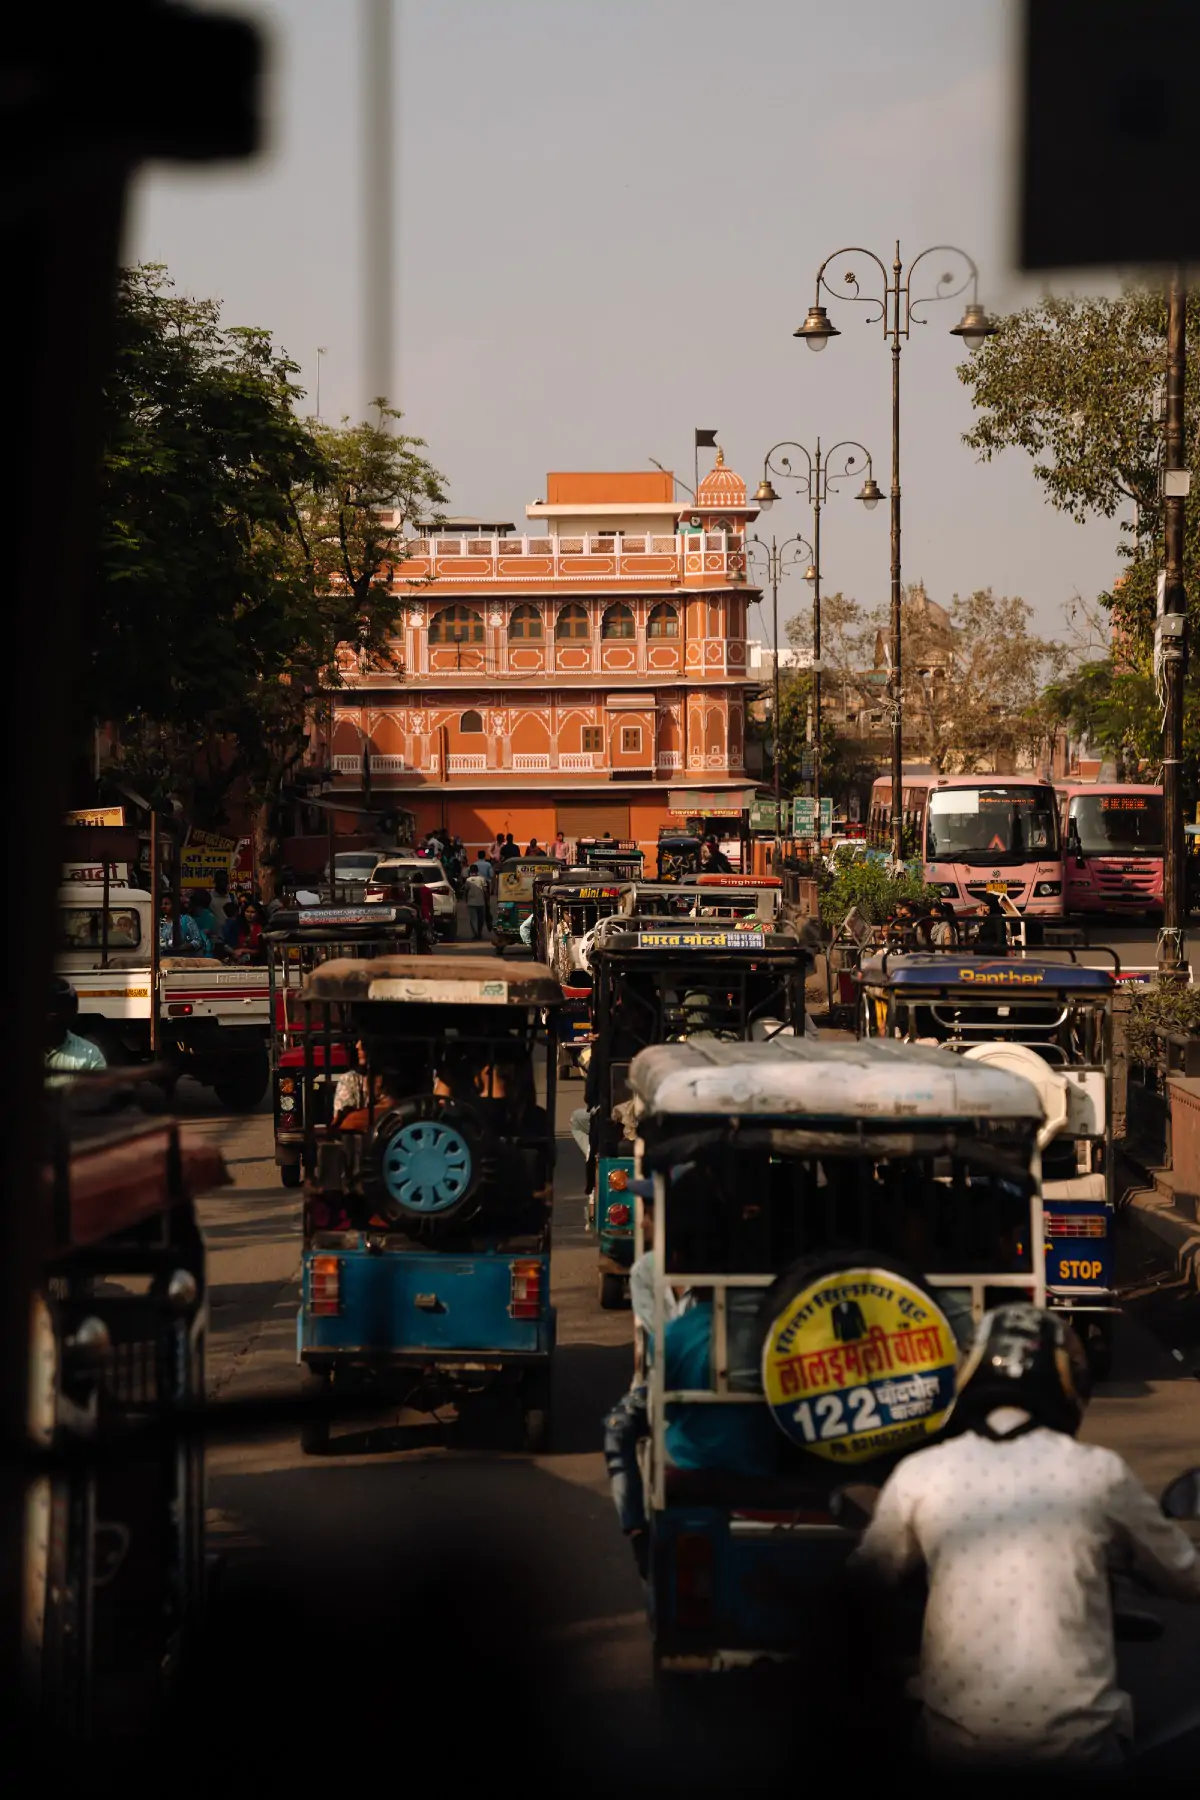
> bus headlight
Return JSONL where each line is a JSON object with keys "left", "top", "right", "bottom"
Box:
{"left": 937, "top": 882, "right": 959, "bottom": 897}
{"left": 1036, "top": 881, "right": 1062, "bottom": 897}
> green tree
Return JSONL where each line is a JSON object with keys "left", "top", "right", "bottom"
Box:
{"left": 91, "top": 268, "right": 446, "bottom": 856}
{"left": 957, "top": 286, "right": 1200, "bottom": 779}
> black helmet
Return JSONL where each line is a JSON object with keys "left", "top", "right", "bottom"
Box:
{"left": 951, "top": 1304, "right": 1090, "bottom": 1437}
{"left": 49, "top": 976, "right": 79, "bottom": 1028}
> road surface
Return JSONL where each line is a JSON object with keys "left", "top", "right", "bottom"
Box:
{"left": 175, "top": 953, "right": 1200, "bottom": 1767}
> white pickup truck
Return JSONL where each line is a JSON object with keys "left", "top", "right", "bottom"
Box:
{"left": 56, "top": 882, "right": 270, "bottom": 1110}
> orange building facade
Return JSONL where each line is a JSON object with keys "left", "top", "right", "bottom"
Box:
{"left": 318, "top": 459, "right": 764, "bottom": 855}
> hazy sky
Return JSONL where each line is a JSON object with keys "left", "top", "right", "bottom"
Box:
{"left": 129, "top": 0, "right": 1125, "bottom": 647}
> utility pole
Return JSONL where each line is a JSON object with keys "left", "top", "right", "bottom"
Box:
{"left": 1158, "top": 268, "right": 1189, "bottom": 980}
{"left": 363, "top": 0, "right": 394, "bottom": 417}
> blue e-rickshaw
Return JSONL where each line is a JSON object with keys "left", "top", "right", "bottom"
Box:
{"left": 295, "top": 954, "right": 562, "bottom": 1453}
{"left": 584, "top": 916, "right": 810, "bottom": 1309}
{"left": 628, "top": 1037, "right": 1047, "bottom": 1680}
{"left": 856, "top": 947, "right": 1120, "bottom": 1374}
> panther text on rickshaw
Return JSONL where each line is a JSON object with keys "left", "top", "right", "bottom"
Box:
{"left": 856, "top": 947, "right": 1119, "bottom": 1374}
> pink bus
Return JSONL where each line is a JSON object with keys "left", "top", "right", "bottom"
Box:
{"left": 1058, "top": 782, "right": 1163, "bottom": 917}
{"left": 922, "top": 774, "right": 1064, "bottom": 917}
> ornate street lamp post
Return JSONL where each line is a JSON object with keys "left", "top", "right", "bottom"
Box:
{"left": 755, "top": 440, "right": 879, "bottom": 849}
{"left": 795, "top": 244, "right": 996, "bottom": 860}
{"left": 747, "top": 533, "right": 811, "bottom": 857}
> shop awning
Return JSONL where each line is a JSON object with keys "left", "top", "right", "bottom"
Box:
{"left": 666, "top": 786, "right": 758, "bottom": 817}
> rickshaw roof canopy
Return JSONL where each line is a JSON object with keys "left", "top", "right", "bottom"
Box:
{"left": 629, "top": 1038, "right": 1045, "bottom": 1123}
{"left": 300, "top": 955, "right": 562, "bottom": 1006}
{"left": 860, "top": 952, "right": 1115, "bottom": 993}
{"left": 546, "top": 881, "right": 630, "bottom": 900}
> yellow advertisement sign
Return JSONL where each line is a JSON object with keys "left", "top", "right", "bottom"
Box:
{"left": 65, "top": 805, "right": 125, "bottom": 827}
{"left": 762, "top": 1267, "right": 958, "bottom": 1463}
{"left": 181, "top": 827, "right": 238, "bottom": 891}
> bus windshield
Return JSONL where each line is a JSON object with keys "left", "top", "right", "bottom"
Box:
{"left": 926, "top": 785, "right": 1059, "bottom": 864}
{"left": 1069, "top": 792, "right": 1163, "bottom": 856}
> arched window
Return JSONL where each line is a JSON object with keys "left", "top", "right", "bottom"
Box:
{"left": 429, "top": 604, "right": 484, "bottom": 644}
{"left": 509, "top": 603, "right": 544, "bottom": 641}
{"left": 555, "top": 603, "right": 590, "bottom": 641}
{"left": 646, "top": 602, "right": 679, "bottom": 640}
{"left": 460, "top": 709, "right": 484, "bottom": 733}
{"left": 601, "top": 603, "right": 635, "bottom": 641}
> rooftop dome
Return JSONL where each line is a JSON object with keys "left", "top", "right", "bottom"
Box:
{"left": 695, "top": 447, "right": 747, "bottom": 508}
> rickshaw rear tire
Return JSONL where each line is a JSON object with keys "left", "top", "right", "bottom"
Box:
{"left": 299, "top": 1366, "right": 332, "bottom": 1456}
{"left": 599, "top": 1270, "right": 627, "bottom": 1310}
{"left": 1083, "top": 1318, "right": 1115, "bottom": 1382}
{"left": 280, "top": 1162, "right": 303, "bottom": 1189}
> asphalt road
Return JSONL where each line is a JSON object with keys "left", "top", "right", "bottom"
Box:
{"left": 172, "top": 1030, "right": 1200, "bottom": 1776}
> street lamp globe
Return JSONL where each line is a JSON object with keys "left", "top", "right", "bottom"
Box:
{"left": 793, "top": 305, "right": 839, "bottom": 352}
{"left": 803, "top": 564, "right": 817, "bottom": 584}
{"left": 856, "top": 477, "right": 883, "bottom": 511}
{"left": 950, "top": 302, "right": 998, "bottom": 351}
{"left": 754, "top": 478, "right": 779, "bottom": 510}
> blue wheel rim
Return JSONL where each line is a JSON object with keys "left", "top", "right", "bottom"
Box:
{"left": 381, "top": 1119, "right": 473, "bottom": 1214}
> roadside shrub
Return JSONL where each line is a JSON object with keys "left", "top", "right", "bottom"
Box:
{"left": 1125, "top": 984, "right": 1200, "bottom": 1067}
{"left": 817, "top": 849, "right": 938, "bottom": 934}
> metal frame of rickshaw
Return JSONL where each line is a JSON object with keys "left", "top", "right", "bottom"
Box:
{"left": 855, "top": 946, "right": 1121, "bottom": 1356}
{"left": 536, "top": 879, "right": 632, "bottom": 1071}
{"left": 266, "top": 906, "right": 419, "bottom": 1185}
{"left": 295, "top": 956, "right": 563, "bottom": 1451}
{"left": 492, "top": 857, "right": 561, "bottom": 950}
{"left": 615, "top": 882, "right": 782, "bottom": 926}
{"left": 576, "top": 839, "right": 646, "bottom": 883}
{"left": 629, "top": 1039, "right": 1046, "bottom": 1675}
{"left": 584, "top": 918, "right": 810, "bottom": 1305}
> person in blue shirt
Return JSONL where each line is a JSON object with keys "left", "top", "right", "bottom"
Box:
{"left": 159, "top": 893, "right": 206, "bottom": 954}
{"left": 604, "top": 1185, "right": 777, "bottom": 1575}
{"left": 46, "top": 978, "right": 108, "bottom": 1077}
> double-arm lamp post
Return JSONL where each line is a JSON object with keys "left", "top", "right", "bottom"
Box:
{"left": 754, "top": 440, "right": 880, "bottom": 849}
{"left": 794, "top": 244, "right": 996, "bottom": 860}
{"left": 747, "top": 533, "right": 811, "bottom": 853}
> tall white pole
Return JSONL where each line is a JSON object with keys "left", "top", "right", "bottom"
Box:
{"left": 362, "top": 0, "right": 394, "bottom": 420}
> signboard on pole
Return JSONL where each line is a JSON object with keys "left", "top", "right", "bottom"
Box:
{"left": 792, "top": 797, "right": 833, "bottom": 839}
{"left": 180, "top": 827, "right": 238, "bottom": 891}
{"left": 749, "top": 798, "right": 789, "bottom": 834}
{"left": 230, "top": 838, "right": 256, "bottom": 901}
{"left": 63, "top": 806, "right": 133, "bottom": 883}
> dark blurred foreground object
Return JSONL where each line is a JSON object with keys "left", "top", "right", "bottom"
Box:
{"left": 0, "top": 0, "right": 260, "bottom": 1731}
{"left": 1020, "top": 1, "right": 1200, "bottom": 269}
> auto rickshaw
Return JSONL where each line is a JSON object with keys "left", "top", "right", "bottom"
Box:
{"left": 577, "top": 837, "right": 645, "bottom": 881}
{"left": 491, "top": 856, "right": 560, "bottom": 953}
{"left": 613, "top": 880, "right": 781, "bottom": 927}
{"left": 656, "top": 832, "right": 702, "bottom": 880}
{"left": 584, "top": 915, "right": 810, "bottom": 1307}
{"left": 534, "top": 878, "right": 632, "bottom": 1078}
{"left": 295, "top": 955, "right": 562, "bottom": 1454}
{"left": 628, "top": 1037, "right": 1047, "bottom": 1681}
{"left": 266, "top": 903, "right": 420, "bottom": 1188}
{"left": 855, "top": 946, "right": 1120, "bottom": 1374}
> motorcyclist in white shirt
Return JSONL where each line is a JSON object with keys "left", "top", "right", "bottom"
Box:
{"left": 852, "top": 1304, "right": 1200, "bottom": 1769}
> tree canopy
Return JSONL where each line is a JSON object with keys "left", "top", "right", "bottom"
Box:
{"left": 957, "top": 286, "right": 1200, "bottom": 778}
{"left": 89, "top": 268, "right": 446, "bottom": 822}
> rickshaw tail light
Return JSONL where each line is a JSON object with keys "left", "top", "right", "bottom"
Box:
{"left": 606, "top": 1203, "right": 631, "bottom": 1227}
{"left": 279, "top": 1077, "right": 296, "bottom": 1095}
{"left": 675, "top": 1533, "right": 715, "bottom": 1629}
{"left": 510, "top": 1260, "right": 543, "bottom": 1319}
{"left": 1045, "top": 1213, "right": 1107, "bottom": 1239}
{"left": 310, "top": 1255, "right": 342, "bottom": 1316}
{"left": 608, "top": 1168, "right": 629, "bottom": 1192}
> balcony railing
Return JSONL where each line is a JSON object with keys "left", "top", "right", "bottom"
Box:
{"left": 559, "top": 752, "right": 596, "bottom": 772}
{"left": 447, "top": 753, "right": 487, "bottom": 773}
{"left": 395, "top": 531, "right": 749, "bottom": 587}
{"left": 656, "top": 751, "right": 683, "bottom": 770}
{"left": 512, "top": 753, "right": 552, "bottom": 771}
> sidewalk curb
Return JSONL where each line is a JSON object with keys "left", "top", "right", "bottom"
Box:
{"left": 1118, "top": 1152, "right": 1200, "bottom": 1292}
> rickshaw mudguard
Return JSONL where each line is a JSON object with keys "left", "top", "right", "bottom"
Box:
{"left": 299, "top": 1247, "right": 553, "bottom": 1358}
{"left": 650, "top": 1506, "right": 855, "bottom": 1661}
{"left": 597, "top": 1155, "right": 635, "bottom": 1262}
